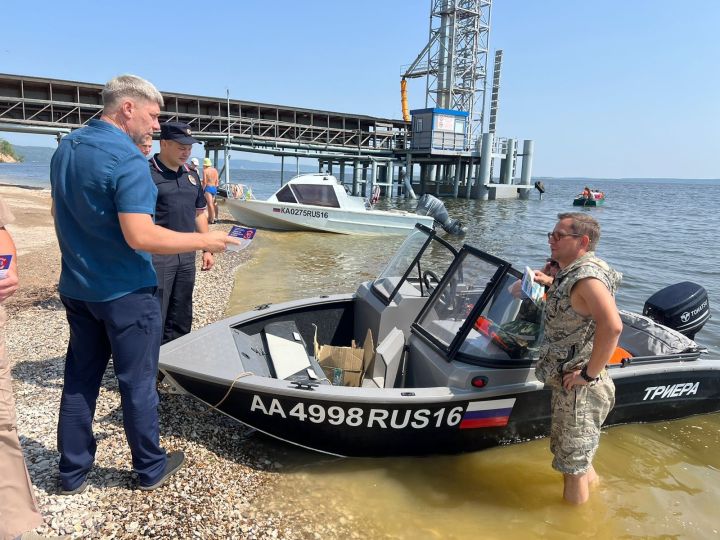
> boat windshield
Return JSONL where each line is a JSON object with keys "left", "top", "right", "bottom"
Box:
{"left": 273, "top": 175, "right": 346, "bottom": 208}
{"left": 414, "top": 247, "right": 543, "bottom": 365}
{"left": 292, "top": 184, "right": 341, "bottom": 208}
{"left": 372, "top": 225, "right": 457, "bottom": 304}
{"left": 276, "top": 184, "right": 298, "bottom": 203}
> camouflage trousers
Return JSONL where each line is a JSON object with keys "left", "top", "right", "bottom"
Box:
{"left": 549, "top": 372, "right": 615, "bottom": 475}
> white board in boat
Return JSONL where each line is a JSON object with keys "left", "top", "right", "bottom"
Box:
{"left": 265, "top": 333, "right": 311, "bottom": 379}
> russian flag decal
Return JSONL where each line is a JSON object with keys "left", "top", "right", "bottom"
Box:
{"left": 272, "top": 207, "right": 282, "bottom": 213}
{"left": 460, "top": 398, "right": 516, "bottom": 429}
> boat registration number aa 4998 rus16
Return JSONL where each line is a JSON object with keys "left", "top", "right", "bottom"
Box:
{"left": 250, "top": 395, "right": 516, "bottom": 430}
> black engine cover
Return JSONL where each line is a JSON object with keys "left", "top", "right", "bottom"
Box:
{"left": 643, "top": 281, "right": 710, "bottom": 339}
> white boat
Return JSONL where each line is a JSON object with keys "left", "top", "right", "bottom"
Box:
{"left": 219, "top": 173, "right": 439, "bottom": 235}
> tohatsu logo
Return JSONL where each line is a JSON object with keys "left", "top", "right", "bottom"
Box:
{"left": 679, "top": 299, "right": 708, "bottom": 324}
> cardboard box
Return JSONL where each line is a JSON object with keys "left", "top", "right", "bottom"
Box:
{"left": 314, "top": 328, "right": 374, "bottom": 387}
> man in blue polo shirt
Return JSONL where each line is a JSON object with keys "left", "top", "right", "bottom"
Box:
{"left": 50, "top": 74, "right": 237, "bottom": 495}
{"left": 150, "top": 122, "right": 214, "bottom": 344}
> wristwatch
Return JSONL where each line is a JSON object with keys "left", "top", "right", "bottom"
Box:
{"left": 580, "top": 365, "right": 599, "bottom": 383}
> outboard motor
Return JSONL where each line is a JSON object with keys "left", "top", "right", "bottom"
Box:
{"left": 643, "top": 281, "right": 710, "bottom": 340}
{"left": 415, "top": 194, "right": 466, "bottom": 235}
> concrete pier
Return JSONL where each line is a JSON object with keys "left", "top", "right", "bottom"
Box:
{"left": 519, "top": 139, "right": 534, "bottom": 200}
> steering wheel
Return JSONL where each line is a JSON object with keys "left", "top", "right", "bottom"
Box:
{"left": 422, "top": 270, "right": 441, "bottom": 293}
{"left": 423, "top": 270, "right": 457, "bottom": 315}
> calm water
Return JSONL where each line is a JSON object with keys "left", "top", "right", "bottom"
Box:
{"left": 3, "top": 162, "right": 720, "bottom": 538}
{"left": 225, "top": 173, "right": 720, "bottom": 539}
{"left": 226, "top": 173, "right": 720, "bottom": 359}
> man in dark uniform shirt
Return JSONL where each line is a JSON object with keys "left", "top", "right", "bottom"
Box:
{"left": 150, "top": 122, "right": 214, "bottom": 343}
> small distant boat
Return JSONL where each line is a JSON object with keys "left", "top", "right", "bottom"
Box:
{"left": 218, "top": 173, "right": 461, "bottom": 235}
{"left": 573, "top": 189, "right": 606, "bottom": 207}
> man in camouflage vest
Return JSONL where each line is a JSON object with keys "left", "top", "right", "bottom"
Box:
{"left": 535, "top": 212, "right": 623, "bottom": 505}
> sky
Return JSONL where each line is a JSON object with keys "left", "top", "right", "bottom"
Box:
{"left": 1, "top": 0, "right": 718, "bottom": 178}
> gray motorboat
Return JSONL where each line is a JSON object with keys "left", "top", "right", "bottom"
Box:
{"left": 159, "top": 225, "right": 715, "bottom": 457}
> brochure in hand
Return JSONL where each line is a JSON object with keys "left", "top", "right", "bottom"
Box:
{"left": 226, "top": 226, "right": 257, "bottom": 252}
{"left": 520, "top": 266, "right": 544, "bottom": 305}
{"left": 0, "top": 254, "right": 12, "bottom": 279}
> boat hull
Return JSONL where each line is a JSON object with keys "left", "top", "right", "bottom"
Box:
{"left": 162, "top": 362, "right": 720, "bottom": 457}
{"left": 164, "top": 370, "right": 550, "bottom": 456}
{"left": 573, "top": 197, "right": 605, "bottom": 206}
{"left": 222, "top": 198, "right": 435, "bottom": 235}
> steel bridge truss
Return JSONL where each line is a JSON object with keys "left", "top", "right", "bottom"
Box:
{"left": 0, "top": 74, "right": 409, "bottom": 157}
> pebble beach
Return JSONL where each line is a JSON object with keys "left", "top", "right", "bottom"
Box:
{"left": 2, "top": 185, "right": 366, "bottom": 539}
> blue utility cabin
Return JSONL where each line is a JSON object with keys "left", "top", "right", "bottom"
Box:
{"left": 409, "top": 108, "right": 469, "bottom": 154}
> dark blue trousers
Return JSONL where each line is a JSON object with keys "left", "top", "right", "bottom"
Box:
{"left": 153, "top": 253, "right": 196, "bottom": 345}
{"left": 57, "top": 288, "right": 167, "bottom": 490}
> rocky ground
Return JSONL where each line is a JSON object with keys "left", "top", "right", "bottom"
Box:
{"left": 2, "top": 185, "right": 371, "bottom": 539}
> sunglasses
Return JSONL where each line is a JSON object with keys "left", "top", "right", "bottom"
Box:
{"left": 547, "top": 231, "right": 583, "bottom": 241}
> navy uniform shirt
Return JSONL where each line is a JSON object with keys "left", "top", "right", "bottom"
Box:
{"left": 149, "top": 154, "right": 206, "bottom": 261}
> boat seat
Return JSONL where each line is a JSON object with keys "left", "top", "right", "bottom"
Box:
{"left": 365, "top": 327, "right": 405, "bottom": 389}
{"left": 608, "top": 346, "right": 632, "bottom": 365}
{"left": 262, "top": 321, "right": 328, "bottom": 383}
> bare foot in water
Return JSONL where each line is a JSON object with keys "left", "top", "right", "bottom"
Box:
{"left": 587, "top": 466, "right": 600, "bottom": 487}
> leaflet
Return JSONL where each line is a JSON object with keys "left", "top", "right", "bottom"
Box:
{"left": 520, "top": 266, "right": 544, "bottom": 305}
{"left": 226, "top": 226, "right": 256, "bottom": 252}
{"left": 0, "top": 254, "right": 12, "bottom": 279}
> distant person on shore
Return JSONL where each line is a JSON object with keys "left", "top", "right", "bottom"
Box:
{"left": 0, "top": 197, "right": 53, "bottom": 540}
{"left": 136, "top": 134, "right": 153, "bottom": 157}
{"left": 535, "top": 212, "right": 622, "bottom": 505}
{"left": 202, "top": 157, "right": 219, "bottom": 224}
{"left": 188, "top": 157, "right": 200, "bottom": 184}
{"left": 49, "top": 74, "right": 238, "bottom": 495}
{"left": 149, "top": 122, "right": 213, "bottom": 344}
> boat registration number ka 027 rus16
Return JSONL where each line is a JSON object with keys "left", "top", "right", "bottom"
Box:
{"left": 250, "top": 395, "right": 516, "bottom": 430}
{"left": 273, "top": 207, "right": 329, "bottom": 219}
